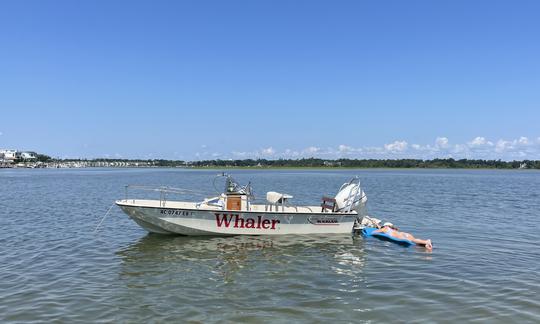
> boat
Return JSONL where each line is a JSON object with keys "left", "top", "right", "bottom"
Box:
{"left": 116, "top": 173, "right": 368, "bottom": 236}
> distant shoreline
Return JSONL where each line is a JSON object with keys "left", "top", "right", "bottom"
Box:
{"left": 2, "top": 163, "right": 539, "bottom": 171}
{"left": 2, "top": 156, "right": 539, "bottom": 169}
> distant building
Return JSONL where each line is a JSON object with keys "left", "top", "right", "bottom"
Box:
{"left": 0, "top": 150, "right": 38, "bottom": 162}
{"left": 0, "top": 149, "right": 17, "bottom": 162}
{"left": 324, "top": 161, "right": 342, "bottom": 167}
{"left": 20, "top": 152, "right": 37, "bottom": 160}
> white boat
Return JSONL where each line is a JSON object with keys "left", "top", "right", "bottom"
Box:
{"left": 116, "top": 174, "right": 368, "bottom": 236}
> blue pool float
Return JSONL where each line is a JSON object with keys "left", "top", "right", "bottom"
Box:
{"left": 362, "top": 227, "right": 414, "bottom": 247}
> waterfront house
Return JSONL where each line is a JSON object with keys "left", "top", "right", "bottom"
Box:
{"left": 20, "top": 152, "right": 37, "bottom": 160}
{"left": 0, "top": 149, "right": 17, "bottom": 162}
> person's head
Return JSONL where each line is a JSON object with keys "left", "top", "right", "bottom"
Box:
{"left": 383, "top": 222, "right": 399, "bottom": 230}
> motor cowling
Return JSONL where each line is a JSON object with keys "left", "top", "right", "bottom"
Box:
{"left": 334, "top": 182, "right": 367, "bottom": 212}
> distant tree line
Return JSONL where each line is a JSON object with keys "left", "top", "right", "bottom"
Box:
{"left": 36, "top": 154, "right": 52, "bottom": 162}
{"left": 184, "top": 158, "right": 540, "bottom": 169}
{"left": 186, "top": 158, "right": 540, "bottom": 169}
{"left": 41, "top": 157, "right": 540, "bottom": 169}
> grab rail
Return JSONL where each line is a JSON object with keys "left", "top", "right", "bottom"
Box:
{"left": 124, "top": 185, "right": 206, "bottom": 207}
{"left": 297, "top": 206, "right": 313, "bottom": 213}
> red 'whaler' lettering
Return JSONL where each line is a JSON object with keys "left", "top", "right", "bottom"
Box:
{"left": 215, "top": 213, "right": 280, "bottom": 230}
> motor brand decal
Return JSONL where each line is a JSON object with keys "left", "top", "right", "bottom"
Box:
{"left": 308, "top": 216, "right": 340, "bottom": 225}
{"left": 215, "top": 213, "right": 280, "bottom": 230}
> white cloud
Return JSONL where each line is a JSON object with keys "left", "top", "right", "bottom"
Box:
{"left": 0, "top": 131, "right": 3, "bottom": 136}
{"left": 495, "top": 140, "right": 509, "bottom": 153}
{"left": 336, "top": 144, "right": 366, "bottom": 156}
{"left": 283, "top": 149, "right": 300, "bottom": 158}
{"left": 304, "top": 146, "right": 320, "bottom": 154}
{"left": 338, "top": 144, "right": 353, "bottom": 153}
{"left": 452, "top": 144, "right": 468, "bottom": 154}
{"left": 384, "top": 140, "right": 408, "bottom": 152}
{"left": 231, "top": 151, "right": 250, "bottom": 158}
{"left": 261, "top": 147, "right": 275, "bottom": 156}
{"left": 411, "top": 143, "right": 435, "bottom": 151}
{"left": 468, "top": 136, "right": 493, "bottom": 147}
{"left": 518, "top": 136, "right": 529, "bottom": 145}
{"left": 435, "top": 137, "right": 449, "bottom": 149}
{"left": 495, "top": 137, "right": 532, "bottom": 153}
{"left": 221, "top": 135, "right": 540, "bottom": 160}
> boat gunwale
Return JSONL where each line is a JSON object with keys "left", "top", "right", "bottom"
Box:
{"left": 115, "top": 200, "right": 359, "bottom": 217}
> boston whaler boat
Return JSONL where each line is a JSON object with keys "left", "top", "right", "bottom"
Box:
{"left": 116, "top": 174, "right": 368, "bottom": 235}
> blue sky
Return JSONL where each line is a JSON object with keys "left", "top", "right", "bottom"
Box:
{"left": 1, "top": 0, "right": 539, "bottom": 160}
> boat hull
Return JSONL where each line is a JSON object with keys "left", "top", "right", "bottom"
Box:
{"left": 116, "top": 200, "right": 358, "bottom": 236}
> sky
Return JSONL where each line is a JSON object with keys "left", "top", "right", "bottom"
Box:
{"left": 1, "top": 0, "right": 539, "bottom": 161}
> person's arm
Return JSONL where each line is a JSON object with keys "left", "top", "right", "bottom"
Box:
{"left": 373, "top": 227, "right": 387, "bottom": 234}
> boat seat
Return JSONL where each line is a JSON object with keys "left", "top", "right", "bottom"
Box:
{"left": 321, "top": 196, "right": 336, "bottom": 212}
{"left": 266, "top": 191, "right": 293, "bottom": 204}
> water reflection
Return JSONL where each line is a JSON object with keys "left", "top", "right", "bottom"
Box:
{"left": 116, "top": 234, "right": 367, "bottom": 284}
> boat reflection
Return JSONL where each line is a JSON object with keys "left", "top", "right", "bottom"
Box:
{"left": 116, "top": 234, "right": 367, "bottom": 284}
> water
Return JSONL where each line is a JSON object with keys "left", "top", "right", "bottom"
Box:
{"left": 1, "top": 168, "right": 539, "bottom": 322}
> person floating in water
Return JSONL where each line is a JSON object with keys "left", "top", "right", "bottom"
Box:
{"left": 374, "top": 222, "right": 433, "bottom": 250}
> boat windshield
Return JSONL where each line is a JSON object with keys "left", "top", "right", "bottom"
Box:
{"left": 221, "top": 174, "right": 253, "bottom": 196}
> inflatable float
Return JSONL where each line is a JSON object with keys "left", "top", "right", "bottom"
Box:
{"left": 362, "top": 227, "right": 414, "bottom": 247}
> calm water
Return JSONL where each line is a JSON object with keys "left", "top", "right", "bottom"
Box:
{"left": 1, "top": 168, "right": 539, "bottom": 323}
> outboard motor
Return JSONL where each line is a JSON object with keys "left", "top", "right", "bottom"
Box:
{"left": 334, "top": 177, "right": 367, "bottom": 213}
{"left": 334, "top": 177, "right": 368, "bottom": 235}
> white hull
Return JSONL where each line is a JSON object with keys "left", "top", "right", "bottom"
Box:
{"left": 116, "top": 199, "right": 358, "bottom": 236}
